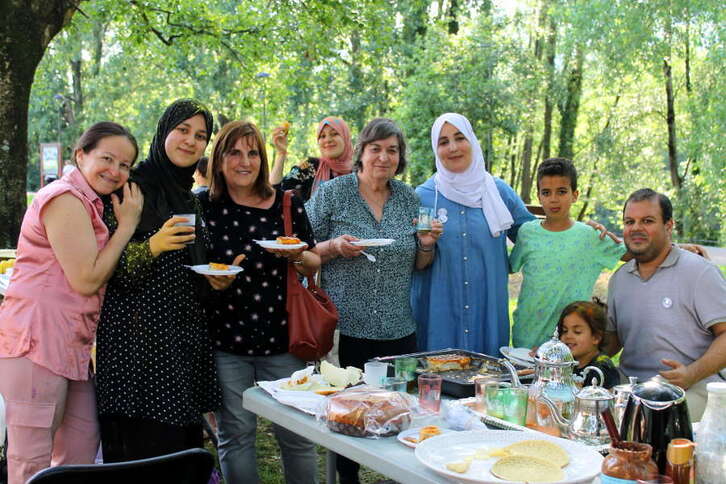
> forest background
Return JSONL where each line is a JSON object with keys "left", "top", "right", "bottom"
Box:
{"left": 1, "top": 0, "right": 723, "bottom": 248}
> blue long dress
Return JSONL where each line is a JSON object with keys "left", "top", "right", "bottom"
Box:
{"left": 411, "top": 176, "right": 535, "bottom": 356}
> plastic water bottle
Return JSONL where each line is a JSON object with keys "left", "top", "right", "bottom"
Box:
{"left": 695, "top": 382, "right": 726, "bottom": 483}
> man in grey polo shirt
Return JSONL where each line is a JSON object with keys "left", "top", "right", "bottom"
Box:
{"left": 604, "top": 188, "right": 726, "bottom": 421}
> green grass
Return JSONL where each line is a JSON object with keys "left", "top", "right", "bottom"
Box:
{"left": 208, "top": 418, "right": 388, "bottom": 483}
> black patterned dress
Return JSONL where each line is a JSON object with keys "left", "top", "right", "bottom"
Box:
{"left": 198, "top": 188, "right": 316, "bottom": 356}
{"left": 280, "top": 157, "right": 346, "bottom": 202}
{"left": 96, "top": 198, "right": 221, "bottom": 434}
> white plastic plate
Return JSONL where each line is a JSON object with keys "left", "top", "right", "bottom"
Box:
{"left": 414, "top": 429, "right": 603, "bottom": 483}
{"left": 350, "top": 239, "right": 395, "bottom": 247}
{"left": 185, "top": 265, "right": 244, "bottom": 276}
{"left": 254, "top": 239, "right": 307, "bottom": 250}
{"left": 397, "top": 426, "right": 456, "bottom": 448}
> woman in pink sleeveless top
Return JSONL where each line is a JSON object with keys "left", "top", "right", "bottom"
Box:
{"left": 0, "top": 122, "right": 143, "bottom": 484}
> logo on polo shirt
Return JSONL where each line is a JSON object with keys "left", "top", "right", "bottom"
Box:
{"left": 662, "top": 297, "right": 673, "bottom": 309}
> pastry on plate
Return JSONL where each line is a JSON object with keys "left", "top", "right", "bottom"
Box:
{"left": 314, "top": 387, "right": 345, "bottom": 396}
{"left": 276, "top": 236, "right": 301, "bottom": 245}
{"left": 208, "top": 262, "right": 229, "bottom": 271}
{"left": 419, "top": 425, "right": 441, "bottom": 442}
{"left": 426, "top": 354, "right": 471, "bottom": 372}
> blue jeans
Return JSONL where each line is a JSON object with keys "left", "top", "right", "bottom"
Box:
{"left": 214, "top": 351, "right": 318, "bottom": 484}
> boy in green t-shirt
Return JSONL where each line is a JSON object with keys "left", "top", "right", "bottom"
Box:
{"left": 509, "top": 158, "right": 626, "bottom": 349}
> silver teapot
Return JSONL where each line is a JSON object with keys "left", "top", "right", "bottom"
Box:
{"left": 539, "top": 376, "right": 614, "bottom": 446}
{"left": 525, "top": 330, "right": 604, "bottom": 436}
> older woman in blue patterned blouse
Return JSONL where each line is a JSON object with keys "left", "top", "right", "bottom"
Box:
{"left": 306, "top": 118, "right": 442, "bottom": 484}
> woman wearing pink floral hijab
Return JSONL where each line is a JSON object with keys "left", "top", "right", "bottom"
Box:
{"left": 270, "top": 116, "right": 353, "bottom": 201}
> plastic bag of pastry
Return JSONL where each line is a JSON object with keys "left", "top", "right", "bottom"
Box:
{"left": 319, "top": 385, "right": 414, "bottom": 438}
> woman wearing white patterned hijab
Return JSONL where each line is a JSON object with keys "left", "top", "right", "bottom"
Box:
{"left": 411, "top": 112, "right": 535, "bottom": 356}
{"left": 431, "top": 112, "right": 513, "bottom": 237}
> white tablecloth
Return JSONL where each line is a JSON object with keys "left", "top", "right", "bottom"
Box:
{"left": 242, "top": 386, "right": 602, "bottom": 484}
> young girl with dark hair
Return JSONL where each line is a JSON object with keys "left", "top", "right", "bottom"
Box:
{"left": 557, "top": 298, "right": 620, "bottom": 389}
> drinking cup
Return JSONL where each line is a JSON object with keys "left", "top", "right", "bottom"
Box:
{"left": 416, "top": 207, "right": 435, "bottom": 232}
{"left": 473, "top": 375, "right": 499, "bottom": 413}
{"left": 364, "top": 361, "right": 388, "bottom": 387}
{"left": 418, "top": 373, "right": 443, "bottom": 414}
{"left": 484, "top": 381, "right": 513, "bottom": 420}
{"left": 501, "top": 387, "right": 528, "bottom": 426}
{"left": 173, "top": 213, "right": 196, "bottom": 245}
{"left": 394, "top": 357, "right": 418, "bottom": 392}
{"left": 383, "top": 377, "right": 408, "bottom": 393}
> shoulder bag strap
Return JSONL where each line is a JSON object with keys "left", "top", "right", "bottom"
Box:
{"left": 282, "top": 189, "right": 322, "bottom": 290}
{"left": 282, "top": 189, "right": 293, "bottom": 236}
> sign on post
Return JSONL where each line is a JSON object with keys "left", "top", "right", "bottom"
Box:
{"left": 40, "top": 143, "right": 62, "bottom": 187}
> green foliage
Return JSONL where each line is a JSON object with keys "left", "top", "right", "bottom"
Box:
{"left": 26, "top": 0, "right": 724, "bottom": 243}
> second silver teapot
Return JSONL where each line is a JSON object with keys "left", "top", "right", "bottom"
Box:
{"left": 539, "top": 375, "right": 613, "bottom": 446}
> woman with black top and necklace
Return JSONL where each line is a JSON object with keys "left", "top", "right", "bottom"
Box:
{"left": 96, "top": 99, "right": 232, "bottom": 461}
{"left": 198, "top": 120, "right": 320, "bottom": 484}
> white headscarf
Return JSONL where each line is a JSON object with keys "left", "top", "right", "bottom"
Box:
{"left": 431, "top": 113, "right": 513, "bottom": 237}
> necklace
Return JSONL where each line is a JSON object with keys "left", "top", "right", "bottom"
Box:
{"left": 359, "top": 182, "right": 389, "bottom": 221}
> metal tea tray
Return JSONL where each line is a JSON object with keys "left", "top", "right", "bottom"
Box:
{"left": 373, "top": 348, "right": 533, "bottom": 398}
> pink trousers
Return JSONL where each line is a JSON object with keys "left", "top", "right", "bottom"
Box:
{"left": 0, "top": 357, "right": 99, "bottom": 484}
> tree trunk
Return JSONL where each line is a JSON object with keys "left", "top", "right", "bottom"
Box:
{"left": 518, "top": 0, "right": 550, "bottom": 202}
{"left": 684, "top": 7, "right": 691, "bottom": 94}
{"left": 501, "top": 134, "right": 514, "bottom": 180}
{"left": 92, "top": 21, "right": 105, "bottom": 77}
{"left": 0, "top": 2, "right": 82, "bottom": 248}
{"left": 402, "top": 0, "right": 430, "bottom": 43}
{"left": 663, "top": 58, "right": 681, "bottom": 189}
{"left": 520, "top": 129, "right": 534, "bottom": 203}
{"left": 483, "top": 131, "right": 494, "bottom": 173}
{"left": 447, "top": 0, "right": 459, "bottom": 34}
{"left": 530, "top": 139, "right": 543, "bottom": 191}
{"left": 347, "top": 30, "right": 365, "bottom": 131}
{"left": 509, "top": 134, "right": 519, "bottom": 190}
{"left": 542, "top": 14, "right": 556, "bottom": 160}
{"left": 558, "top": 47, "right": 584, "bottom": 160}
{"left": 576, "top": 94, "right": 621, "bottom": 221}
{"left": 71, "top": 49, "right": 83, "bottom": 117}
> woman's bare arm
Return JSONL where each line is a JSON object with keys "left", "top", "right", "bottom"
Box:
{"left": 43, "top": 183, "right": 143, "bottom": 296}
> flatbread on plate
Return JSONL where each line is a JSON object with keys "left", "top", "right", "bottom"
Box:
{"left": 503, "top": 439, "right": 570, "bottom": 468}
{"left": 491, "top": 455, "right": 565, "bottom": 482}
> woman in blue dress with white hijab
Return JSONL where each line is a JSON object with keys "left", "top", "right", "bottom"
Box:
{"left": 411, "top": 113, "right": 535, "bottom": 356}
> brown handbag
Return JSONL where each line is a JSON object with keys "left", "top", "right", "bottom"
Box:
{"left": 282, "top": 190, "right": 338, "bottom": 361}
